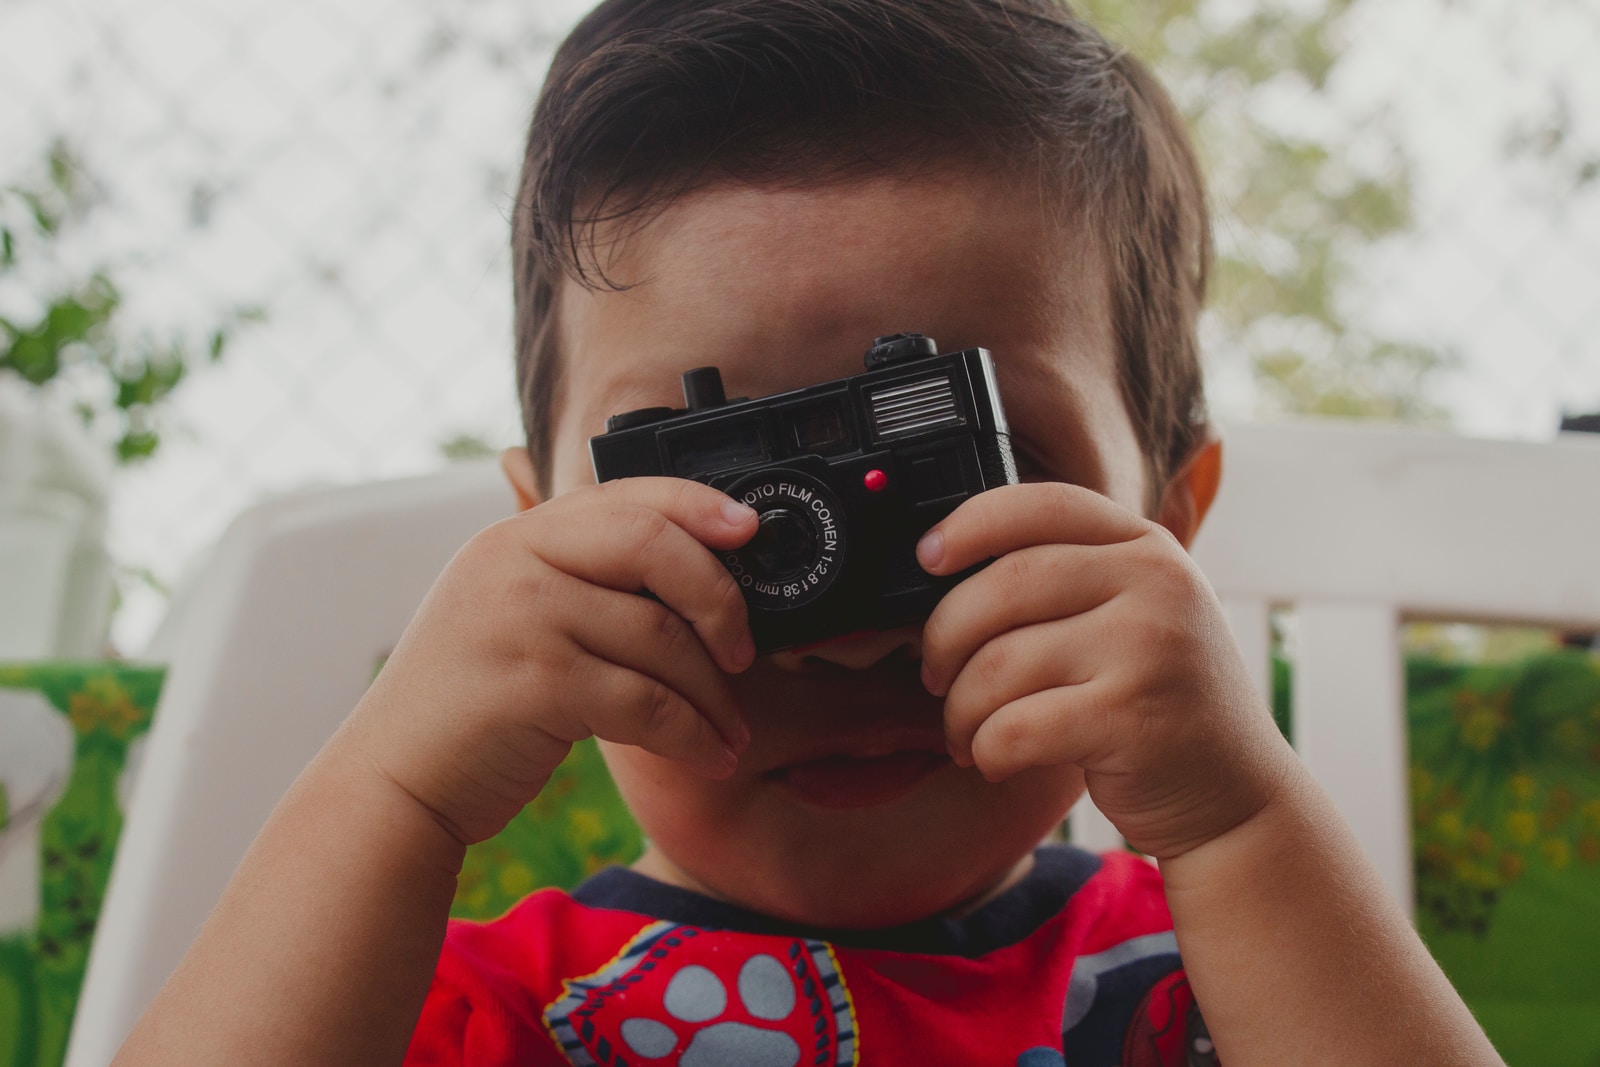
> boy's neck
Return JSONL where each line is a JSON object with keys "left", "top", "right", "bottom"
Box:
{"left": 628, "top": 846, "right": 1037, "bottom": 926}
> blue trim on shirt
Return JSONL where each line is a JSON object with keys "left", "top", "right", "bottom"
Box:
{"left": 570, "top": 843, "right": 1103, "bottom": 957}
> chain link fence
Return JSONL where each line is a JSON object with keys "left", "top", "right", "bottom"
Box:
{"left": 2, "top": 0, "right": 1597, "bottom": 650}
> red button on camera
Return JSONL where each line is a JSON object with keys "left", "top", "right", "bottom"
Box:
{"left": 863, "top": 469, "right": 888, "bottom": 493}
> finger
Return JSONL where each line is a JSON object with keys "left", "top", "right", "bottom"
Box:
{"left": 545, "top": 571, "right": 750, "bottom": 752}
{"left": 920, "top": 542, "right": 1131, "bottom": 697}
{"left": 916, "top": 482, "right": 1150, "bottom": 577}
{"left": 967, "top": 680, "right": 1124, "bottom": 782}
{"left": 940, "top": 614, "right": 1105, "bottom": 767}
{"left": 564, "top": 476, "right": 760, "bottom": 552}
{"left": 526, "top": 479, "right": 758, "bottom": 672}
{"left": 555, "top": 648, "right": 740, "bottom": 779}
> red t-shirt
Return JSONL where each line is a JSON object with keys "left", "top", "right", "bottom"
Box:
{"left": 406, "top": 846, "right": 1215, "bottom": 1066}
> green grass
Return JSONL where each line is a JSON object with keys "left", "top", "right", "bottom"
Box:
{"left": 1421, "top": 856, "right": 1600, "bottom": 1066}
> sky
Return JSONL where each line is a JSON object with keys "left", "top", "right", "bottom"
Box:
{"left": 2, "top": 0, "right": 1597, "bottom": 651}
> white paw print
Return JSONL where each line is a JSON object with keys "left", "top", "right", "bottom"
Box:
{"left": 620, "top": 954, "right": 800, "bottom": 1066}
{"left": 543, "top": 925, "right": 856, "bottom": 1067}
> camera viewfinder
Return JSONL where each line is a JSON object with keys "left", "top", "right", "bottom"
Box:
{"left": 788, "top": 402, "right": 852, "bottom": 455}
{"left": 667, "top": 420, "right": 769, "bottom": 478}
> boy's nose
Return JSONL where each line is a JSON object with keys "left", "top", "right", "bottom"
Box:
{"left": 768, "top": 626, "right": 923, "bottom": 672}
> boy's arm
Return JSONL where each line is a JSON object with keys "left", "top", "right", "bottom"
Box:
{"left": 112, "top": 478, "right": 758, "bottom": 1067}
{"left": 1159, "top": 761, "right": 1500, "bottom": 1065}
{"left": 918, "top": 482, "right": 1503, "bottom": 1067}
{"left": 112, "top": 730, "right": 466, "bottom": 1066}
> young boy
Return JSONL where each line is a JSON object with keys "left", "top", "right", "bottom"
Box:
{"left": 114, "top": 1, "right": 1503, "bottom": 1064}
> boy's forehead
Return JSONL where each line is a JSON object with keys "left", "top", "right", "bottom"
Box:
{"left": 550, "top": 169, "right": 1143, "bottom": 502}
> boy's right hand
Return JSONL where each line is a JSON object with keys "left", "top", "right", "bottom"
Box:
{"left": 342, "top": 477, "right": 759, "bottom": 847}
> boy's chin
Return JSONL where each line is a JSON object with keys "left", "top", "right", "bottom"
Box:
{"left": 746, "top": 845, "right": 1041, "bottom": 931}
{"left": 620, "top": 755, "right": 1088, "bottom": 929}
{"left": 645, "top": 810, "right": 1068, "bottom": 931}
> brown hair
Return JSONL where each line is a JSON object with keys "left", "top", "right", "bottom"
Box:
{"left": 512, "top": 0, "right": 1210, "bottom": 501}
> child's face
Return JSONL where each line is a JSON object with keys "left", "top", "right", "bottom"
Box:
{"left": 538, "top": 167, "right": 1153, "bottom": 927}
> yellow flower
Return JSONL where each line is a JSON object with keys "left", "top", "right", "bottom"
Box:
{"left": 567, "top": 808, "right": 604, "bottom": 848}
{"left": 1455, "top": 690, "right": 1510, "bottom": 752}
{"left": 1583, "top": 799, "right": 1600, "bottom": 831}
{"left": 1509, "top": 774, "right": 1537, "bottom": 803}
{"left": 1541, "top": 839, "right": 1572, "bottom": 870}
{"left": 67, "top": 675, "right": 144, "bottom": 739}
{"left": 1506, "top": 810, "right": 1538, "bottom": 845}
{"left": 497, "top": 861, "right": 535, "bottom": 898}
{"left": 1434, "top": 811, "right": 1464, "bottom": 839}
{"left": 1459, "top": 709, "right": 1503, "bottom": 751}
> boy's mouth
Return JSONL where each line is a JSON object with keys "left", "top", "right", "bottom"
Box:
{"left": 768, "top": 738, "right": 951, "bottom": 809}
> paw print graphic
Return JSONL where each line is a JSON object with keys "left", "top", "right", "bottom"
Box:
{"left": 619, "top": 955, "right": 807, "bottom": 1065}
{"left": 545, "top": 924, "right": 857, "bottom": 1067}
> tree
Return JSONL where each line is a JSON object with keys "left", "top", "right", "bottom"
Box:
{"left": 0, "top": 140, "right": 261, "bottom": 464}
{"left": 1079, "top": 0, "right": 1456, "bottom": 423}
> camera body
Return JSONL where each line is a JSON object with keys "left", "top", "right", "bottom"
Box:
{"left": 589, "top": 334, "right": 1017, "bottom": 653}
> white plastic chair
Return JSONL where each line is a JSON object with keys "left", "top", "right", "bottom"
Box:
{"left": 65, "top": 460, "right": 512, "bottom": 1067}
{"left": 65, "top": 422, "right": 1600, "bottom": 1065}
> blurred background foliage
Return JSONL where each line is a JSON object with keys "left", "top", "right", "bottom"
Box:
{"left": 0, "top": 0, "right": 1595, "bottom": 641}
{"left": 1406, "top": 651, "right": 1600, "bottom": 936}
{"left": 1081, "top": 0, "right": 1456, "bottom": 424}
{"left": 0, "top": 141, "right": 261, "bottom": 465}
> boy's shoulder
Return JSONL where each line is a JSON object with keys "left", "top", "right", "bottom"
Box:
{"left": 409, "top": 846, "right": 1204, "bottom": 1067}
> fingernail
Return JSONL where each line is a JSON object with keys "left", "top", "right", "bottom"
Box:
{"left": 921, "top": 660, "right": 942, "bottom": 696}
{"left": 916, "top": 529, "right": 944, "bottom": 570}
{"left": 722, "top": 498, "right": 757, "bottom": 525}
{"left": 728, "top": 718, "right": 751, "bottom": 754}
{"left": 712, "top": 744, "right": 739, "bottom": 778}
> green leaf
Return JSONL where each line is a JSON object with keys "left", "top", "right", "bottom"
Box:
{"left": 44, "top": 298, "right": 95, "bottom": 347}
{"left": 439, "top": 433, "right": 499, "bottom": 461}
{"left": 3, "top": 333, "right": 61, "bottom": 385}
{"left": 19, "top": 188, "right": 60, "bottom": 236}
{"left": 115, "top": 430, "right": 160, "bottom": 463}
{"left": 1, "top": 143, "right": 261, "bottom": 467}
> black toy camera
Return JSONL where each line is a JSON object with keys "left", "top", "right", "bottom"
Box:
{"left": 589, "top": 333, "right": 1018, "bottom": 653}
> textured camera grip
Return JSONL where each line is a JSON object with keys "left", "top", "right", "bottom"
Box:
{"left": 977, "top": 431, "right": 1019, "bottom": 489}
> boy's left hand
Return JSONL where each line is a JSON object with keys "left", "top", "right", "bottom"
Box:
{"left": 917, "top": 481, "right": 1294, "bottom": 861}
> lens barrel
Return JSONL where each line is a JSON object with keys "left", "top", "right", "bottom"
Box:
{"left": 720, "top": 469, "right": 845, "bottom": 611}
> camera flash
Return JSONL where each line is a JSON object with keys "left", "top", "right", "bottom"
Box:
{"left": 863, "top": 469, "right": 888, "bottom": 493}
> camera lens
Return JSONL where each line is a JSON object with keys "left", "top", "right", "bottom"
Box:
{"left": 721, "top": 469, "right": 846, "bottom": 611}
{"left": 747, "top": 510, "right": 818, "bottom": 580}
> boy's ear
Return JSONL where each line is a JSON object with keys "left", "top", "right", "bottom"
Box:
{"left": 500, "top": 447, "right": 543, "bottom": 512}
{"left": 1155, "top": 432, "right": 1222, "bottom": 549}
